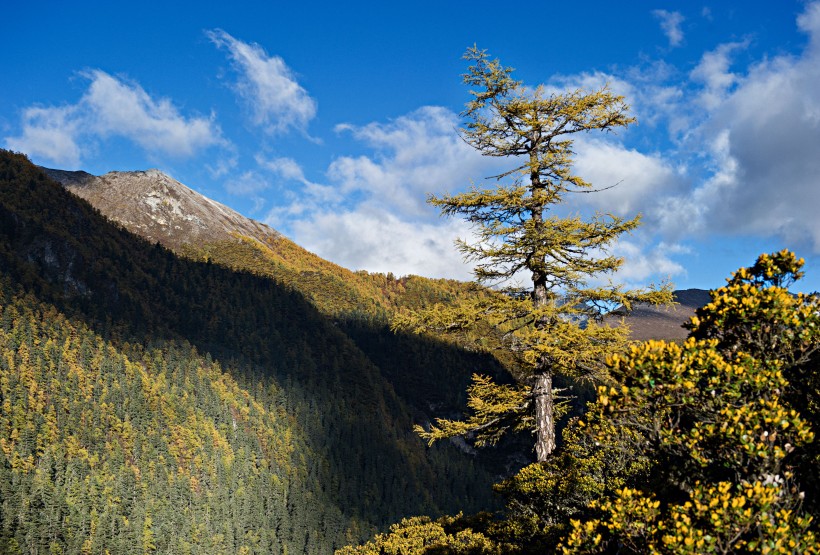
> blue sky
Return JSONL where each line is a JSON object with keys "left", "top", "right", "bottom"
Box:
{"left": 3, "top": 0, "right": 820, "bottom": 292}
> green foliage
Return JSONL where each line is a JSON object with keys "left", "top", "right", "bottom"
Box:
{"left": 399, "top": 47, "right": 672, "bottom": 461}
{"left": 180, "top": 219, "right": 516, "bottom": 446}
{"left": 414, "top": 374, "right": 532, "bottom": 448}
{"left": 491, "top": 413, "right": 653, "bottom": 550}
{"left": 0, "top": 287, "right": 309, "bottom": 553}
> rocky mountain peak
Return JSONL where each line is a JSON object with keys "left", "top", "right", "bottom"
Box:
{"left": 42, "top": 167, "right": 280, "bottom": 251}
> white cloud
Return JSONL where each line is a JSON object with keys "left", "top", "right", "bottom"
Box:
{"left": 653, "top": 129, "right": 738, "bottom": 239}
{"left": 328, "top": 106, "right": 503, "bottom": 218}
{"left": 207, "top": 29, "right": 316, "bottom": 135}
{"left": 690, "top": 41, "right": 748, "bottom": 109}
{"left": 550, "top": 66, "right": 688, "bottom": 140}
{"left": 798, "top": 1, "right": 820, "bottom": 53}
{"left": 223, "top": 169, "right": 272, "bottom": 213}
{"left": 256, "top": 155, "right": 312, "bottom": 185}
{"left": 255, "top": 154, "right": 338, "bottom": 213}
{"left": 264, "top": 99, "right": 695, "bottom": 283}
{"left": 263, "top": 106, "right": 507, "bottom": 278}
{"left": 653, "top": 9, "right": 685, "bottom": 47}
{"left": 273, "top": 105, "right": 690, "bottom": 285}
{"left": 290, "top": 208, "right": 474, "bottom": 280}
{"left": 83, "top": 70, "right": 221, "bottom": 157}
{"left": 612, "top": 239, "right": 688, "bottom": 285}
{"left": 6, "top": 105, "right": 82, "bottom": 166}
{"left": 4, "top": 71, "right": 223, "bottom": 167}
{"left": 572, "top": 138, "right": 687, "bottom": 218}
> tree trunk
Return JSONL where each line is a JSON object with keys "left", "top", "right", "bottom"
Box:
{"left": 533, "top": 371, "right": 555, "bottom": 462}
{"left": 529, "top": 138, "right": 556, "bottom": 463}
{"left": 531, "top": 271, "right": 556, "bottom": 463}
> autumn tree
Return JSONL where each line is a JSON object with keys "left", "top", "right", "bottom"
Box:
{"left": 399, "top": 47, "right": 671, "bottom": 462}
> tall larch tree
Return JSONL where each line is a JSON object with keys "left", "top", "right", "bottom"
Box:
{"left": 400, "top": 47, "right": 671, "bottom": 462}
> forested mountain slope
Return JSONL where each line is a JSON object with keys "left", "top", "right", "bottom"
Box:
{"left": 42, "top": 166, "right": 508, "bottom": 417}
{"left": 41, "top": 166, "right": 708, "bottom": 411}
{"left": 0, "top": 150, "right": 502, "bottom": 554}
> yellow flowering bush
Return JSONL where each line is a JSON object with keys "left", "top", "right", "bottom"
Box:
{"left": 560, "top": 251, "right": 818, "bottom": 554}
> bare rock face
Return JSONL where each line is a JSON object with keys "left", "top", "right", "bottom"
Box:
{"left": 42, "top": 167, "right": 279, "bottom": 251}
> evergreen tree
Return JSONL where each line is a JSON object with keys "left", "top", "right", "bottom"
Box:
{"left": 399, "top": 47, "right": 671, "bottom": 461}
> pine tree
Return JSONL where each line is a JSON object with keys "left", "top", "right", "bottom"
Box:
{"left": 400, "top": 47, "right": 671, "bottom": 462}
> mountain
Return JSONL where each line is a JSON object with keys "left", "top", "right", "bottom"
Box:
{"left": 1, "top": 151, "right": 504, "bottom": 554}
{"left": 41, "top": 163, "right": 710, "bottom": 432}
{"left": 607, "top": 288, "right": 711, "bottom": 341}
{"left": 41, "top": 165, "right": 513, "bottom": 416}
{"left": 42, "top": 166, "right": 477, "bottom": 321}
{"left": 42, "top": 167, "right": 283, "bottom": 251}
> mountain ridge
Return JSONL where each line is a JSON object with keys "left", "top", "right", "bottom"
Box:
{"left": 42, "top": 167, "right": 282, "bottom": 251}
{"left": 42, "top": 165, "right": 711, "bottom": 338}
